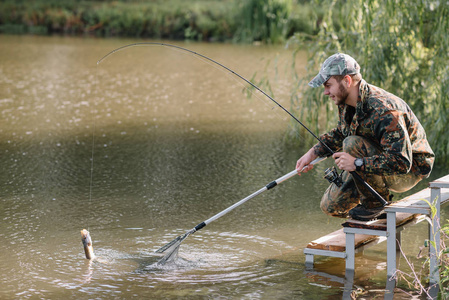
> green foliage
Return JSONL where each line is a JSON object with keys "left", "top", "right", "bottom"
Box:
{"left": 0, "top": 0, "right": 237, "bottom": 40}
{"left": 233, "top": 0, "right": 320, "bottom": 43}
{"left": 233, "top": 0, "right": 292, "bottom": 43}
{"left": 0, "top": 0, "right": 319, "bottom": 43}
{"left": 289, "top": 0, "right": 449, "bottom": 165}
{"left": 288, "top": 4, "right": 320, "bottom": 37}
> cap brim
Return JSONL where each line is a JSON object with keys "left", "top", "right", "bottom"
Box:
{"left": 308, "top": 72, "right": 329, "bottom": 88}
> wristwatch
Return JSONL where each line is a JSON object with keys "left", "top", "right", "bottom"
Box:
{"left": 354, "top": 158, "right": 364, "bottom": 171}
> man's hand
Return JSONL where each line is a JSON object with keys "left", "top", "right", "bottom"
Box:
{"left": 333, "top": 152, "right": 356, "bottom": 172}
{"left": 296, "top": 149, "right": 318, "bottom": 175}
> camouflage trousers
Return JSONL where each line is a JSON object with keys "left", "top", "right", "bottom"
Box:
{"left": 321, "top": 135, "right": 422, "bottom": 218}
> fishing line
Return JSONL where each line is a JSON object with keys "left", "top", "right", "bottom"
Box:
{"left": 88, "top": 108, "right": 96, "bottom": 209}
{"left": 86, "top": 65, "right": 100, "bottom": 231}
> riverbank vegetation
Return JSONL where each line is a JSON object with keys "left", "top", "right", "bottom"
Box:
{"left": 0, "top": 0, "right": 320, "bottom": 43}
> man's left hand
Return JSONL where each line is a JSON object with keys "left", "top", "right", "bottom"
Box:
{"left": 332, "top": 152, "right": 356, "bottom": 172}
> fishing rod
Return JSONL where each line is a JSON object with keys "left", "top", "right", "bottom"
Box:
{"left": 97, "top": 42, "right": 387, "bottom": 206}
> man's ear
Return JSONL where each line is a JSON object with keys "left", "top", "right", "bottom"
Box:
{"left": 344, "top": 75, "right": 352, "bottom": 87}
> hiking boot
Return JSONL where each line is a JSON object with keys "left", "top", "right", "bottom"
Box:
{"left": 348, "top": 204, "right": 386, "bottom": 221}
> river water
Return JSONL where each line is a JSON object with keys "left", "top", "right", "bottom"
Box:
{"left": 0, "top": 35, "right": 446, "bottom": 299}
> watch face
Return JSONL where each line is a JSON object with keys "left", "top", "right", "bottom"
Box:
{"left": 355, "top": 158, "right": 363, "bottom": 167}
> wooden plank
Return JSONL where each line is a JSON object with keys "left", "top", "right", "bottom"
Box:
{"left": 341, "top": 212, "right": 418, "bottom": 230}
{"left": 388, "top": 189, "right": 449, "bottom": 208}
{"left": 306, "top": 212, "right": 423, "bottom": 253}
{"left": 389, "top": 188, "right": 431, "bottom": 207}
{"left": 306, "top": 228, "right": 379, "bottom": 252}
{"left": 429, "top": 174, "right": 449, "bottom": 188}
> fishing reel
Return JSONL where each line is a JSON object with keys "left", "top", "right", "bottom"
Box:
{"left": 323, "top": 167, "right": 343, "bottom": 187}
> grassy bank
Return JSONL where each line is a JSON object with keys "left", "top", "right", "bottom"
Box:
{"left": 0, "top": 0, "right": 321, "bottom": 43}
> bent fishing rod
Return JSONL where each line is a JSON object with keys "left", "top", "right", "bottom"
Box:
{"left": 97, "top": 42, "right": 387, "bottom": 206}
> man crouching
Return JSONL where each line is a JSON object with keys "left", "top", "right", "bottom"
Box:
{"left": 296, "top": 53, "right": 434, "bottom": 221}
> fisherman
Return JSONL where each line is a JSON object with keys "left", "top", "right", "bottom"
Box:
{"left": 295, "top": 53, "right": 435, "bottom": 221}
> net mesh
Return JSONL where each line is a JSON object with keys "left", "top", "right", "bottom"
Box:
{"left": 155, "top": 229, "right": 195, "bottom": 265}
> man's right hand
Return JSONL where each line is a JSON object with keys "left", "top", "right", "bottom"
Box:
{"left": 296, "top": 148, "right": 318, "bottom": 175}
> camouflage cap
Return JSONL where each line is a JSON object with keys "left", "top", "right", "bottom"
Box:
{"left": 308, "top": 53, "right": 360, "bottom": 88}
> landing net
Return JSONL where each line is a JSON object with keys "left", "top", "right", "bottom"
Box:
{"left": 155, "top": 229, "right": 194, "bottom": 265}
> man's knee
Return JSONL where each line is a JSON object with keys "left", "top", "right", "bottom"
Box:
{"left": 320, "top": 199, "right": 348, "bottom": 218}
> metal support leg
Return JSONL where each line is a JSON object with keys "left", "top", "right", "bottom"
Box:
{"left": 345, "top": 232, "right": 355, "bottom": 270}
{"left": 343, "top": 269, "right": 355, "bottom": 299}
{"left": 386, "top": 211, "right": 396, "bottom": 277}
{"left": 384, "top": 275, "right": 396, "bottom": 300}
{"left": 305, "top": 253, "right": 314, "bottom": 268}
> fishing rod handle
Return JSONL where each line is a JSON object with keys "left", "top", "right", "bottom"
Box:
{"left": 267, "top": 156, "right": 327, "bottom": 189}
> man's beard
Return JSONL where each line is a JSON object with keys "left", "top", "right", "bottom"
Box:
{"left": 335, "top": 82, "right": 349, "bottom": 105}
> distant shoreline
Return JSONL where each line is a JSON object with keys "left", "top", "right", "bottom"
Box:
{"left": 0, "top": 0, "right": 321, "bottom": 43}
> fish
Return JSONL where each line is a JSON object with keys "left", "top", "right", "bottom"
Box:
{"left": 81, "top": 229, "right": 95, "bottom": 260}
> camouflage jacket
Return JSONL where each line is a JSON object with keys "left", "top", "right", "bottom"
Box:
{"left": 313, "top": 80, "right": 434, "bottom": 177}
